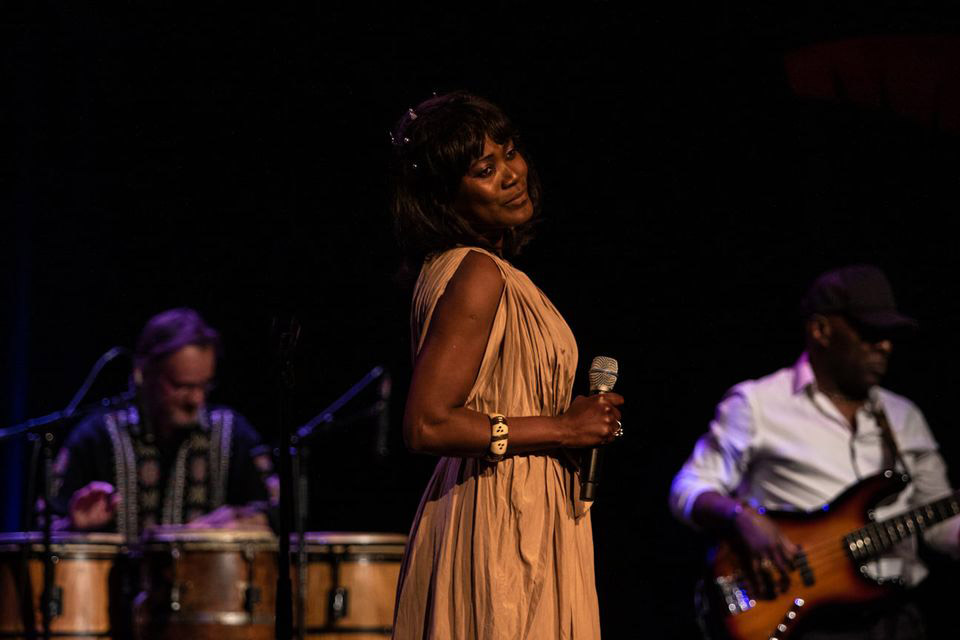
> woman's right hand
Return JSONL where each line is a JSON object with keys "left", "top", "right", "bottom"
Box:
{"left": 559, "top": 393, "right": 625, "bottom": 447}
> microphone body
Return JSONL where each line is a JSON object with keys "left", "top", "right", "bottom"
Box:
{"left": 580, "top": 356, "right": 618, "bottom": 502}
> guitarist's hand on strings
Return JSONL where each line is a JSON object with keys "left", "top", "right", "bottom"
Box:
{"left": 731, "top": 505, "right": 799, "bottom": 593}
{"left": 692, "top": 491, "right": 798, "bottom": 594}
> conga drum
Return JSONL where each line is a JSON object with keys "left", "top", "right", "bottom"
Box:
{"left": 134, "top": 527, "right": 277, "bottom": 640}
{"left": 0, "top": 531, "right": 130, "bottom": 639}
{"left": 292, "top": 532, "right": 406, "bottom": 639}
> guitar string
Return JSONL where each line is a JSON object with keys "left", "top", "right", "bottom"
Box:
{"left": 728, "top": 529, "right": 886, "bottom": 567}
{"left": 727, "top": 523, "right": 937, "bottom": 592}
{"left": 749, "top": 535, "right": 908, "bottom": 574}
{"left": 722, "top": 522, "right": 959, "bottom": 609}
{"left": 726, "top": 500, "right": 960, "bottom": 598}
{"left": 789, "top": 517, "right": 930, "bottom": 558}
{"left": 759, "top": 510, "right": 940, "bottom": 560}
{"left": 734, "top": 542, "right": 913, "bottom": 596}
{"left": 740, "top": 490, "right": 960, "bottom": 562}
{"left": 732, "top": 553, "right": 890, "bottom": 603}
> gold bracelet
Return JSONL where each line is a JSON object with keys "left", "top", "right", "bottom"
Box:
{"left": 484, "top": 413, "right": 509, "bottom": 462}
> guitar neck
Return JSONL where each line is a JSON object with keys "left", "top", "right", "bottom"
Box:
{"left": 845, "top": 490, "right": 960, "bottom": 560}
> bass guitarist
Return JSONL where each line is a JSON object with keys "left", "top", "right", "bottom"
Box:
{"left": 669, "top": 265, "right": 960, "bottom": 639}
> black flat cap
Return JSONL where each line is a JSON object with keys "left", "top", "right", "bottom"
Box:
{"left": 800, "top": 265, "right": 918, "bottom": 331}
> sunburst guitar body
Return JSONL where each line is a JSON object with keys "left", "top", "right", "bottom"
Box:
{"left": 700, "top": 470, "right": 960, "bottom": 640}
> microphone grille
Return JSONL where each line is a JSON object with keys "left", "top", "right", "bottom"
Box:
{"left": 589, "top": 356, "right": 619, "bottom": 392}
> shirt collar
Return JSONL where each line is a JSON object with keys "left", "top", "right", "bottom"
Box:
{"left": 791, "top": 351, "right": 881, "bottom": 407}
{"left": 792, "top": 352, "right": 816, "bottom": 395}
{"left": 131, "top": 397, "right": 210, "bottom": 439}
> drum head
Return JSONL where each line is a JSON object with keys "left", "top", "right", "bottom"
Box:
{"left": 141, "top": 526, "right": 278, "bottom": 549}
{"left": 294, "top": 531, "right": 407, "bottom": 558}
{"left": 0, "top": 531, "right": 124, "bottom": 555}
{"left": 299, "top": 531, "right": 407, "bottom": 546}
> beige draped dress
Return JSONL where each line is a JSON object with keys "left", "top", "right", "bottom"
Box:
{"left": 392, "top": 247, "right": 600, "bottom": 640}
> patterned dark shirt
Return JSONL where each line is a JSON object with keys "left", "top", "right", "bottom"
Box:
{"left": 51, "top": 402, "right": 274, "bottom": 537}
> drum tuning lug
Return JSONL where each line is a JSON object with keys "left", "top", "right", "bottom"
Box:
{"left": 330, "top": 586, "right": 349, "bottom": 620}
{"left": 48, "top": 586, "right": 63, "bottom": 618}
{"left": 170, "top": 583, "right": 182, "bottom": 612}
{"left": 244, "top": 586, "right": 262, "bottom": 613}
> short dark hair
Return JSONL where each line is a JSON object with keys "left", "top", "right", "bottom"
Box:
{"left": 134, "top": 308, "right": 220, "bottom": 370}
{"left": 389, "top": 91, "right": 541, "bottom": 262}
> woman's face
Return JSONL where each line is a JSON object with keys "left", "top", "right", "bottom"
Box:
{"left": 456, "top": 136, "right": 533, "bottom": 237}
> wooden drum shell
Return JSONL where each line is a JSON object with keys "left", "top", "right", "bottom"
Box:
{"left": 0, "top": 530, "right": 406, "bottom": 640}
{"left": 134, "top": 528, "right": 278, "bottom": 640}
{"left": 292, "top": 532, "right": 405, "bottom": 640}
{"left": 0, "top": 532, "right": 129, "bottom": 640}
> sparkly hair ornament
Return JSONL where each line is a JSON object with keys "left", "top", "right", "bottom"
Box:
{"left": 388, "top": 107, "right": 417, "bottom": 147}
{"left": 389, "top": 105, "right": 421, "bottom": 169}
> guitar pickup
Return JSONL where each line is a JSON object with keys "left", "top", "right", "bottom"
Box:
{"left": 793, "top": 549, "right": 815, "bottom": 587}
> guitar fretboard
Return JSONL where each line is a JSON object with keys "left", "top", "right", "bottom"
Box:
{"left": 845, "top": 490, "right": 960, "bottom": 561}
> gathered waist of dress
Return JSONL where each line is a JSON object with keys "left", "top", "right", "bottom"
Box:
{"left": 465, "top": 448, "right": 581, "bottom": 472}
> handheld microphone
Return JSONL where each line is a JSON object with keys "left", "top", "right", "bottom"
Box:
{"left": 580, "top": 356, "right": 618, "bottom": 502}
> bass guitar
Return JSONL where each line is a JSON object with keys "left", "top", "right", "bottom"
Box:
{"left": 700, "top": 470, "right": 960, "bottom": 640}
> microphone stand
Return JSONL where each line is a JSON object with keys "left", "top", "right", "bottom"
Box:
{"left": 273, "top": 317, "right": 300, "bottom": 640}
{"left": 289, "top": 365, "right": 386, "bottom": 635}
{"left": 0, "top": 347, "right": 131, "bottom": 640}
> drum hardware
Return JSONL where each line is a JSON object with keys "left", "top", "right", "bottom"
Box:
{"left": 2, "top": 530, "right": 405, "bottom": 639}
{"left": 244, "top": 544, "right": 261, "bottom": 615}
{"left": 244, "top": 585, "right": 262, "bottom": 613}
{"left": 296, "top": 532, "right": 405, "bottom": 637}
{"left": 327, "top": 550, "right": 345, "bottom": 622}
{"left": 0, "top": 532, "right": 127, "bottom": 638}
{"left": 169, "top": 584, "right": 182, "bottom": 612}
{"left": 48, "top": 585, "right": 63, "bottom": 618}
{"left": 135, "top": 527, "right": 279, "bottom": 639}
{"left": 330, "top": 586, "right": 348, "bottom": 621}
{"left": 168, "top": 546, "right": 182, "bottom": 612}
{"left": 45, "top": 554, "right": 63, "bottom": 618}
{"left": 0, "top": 347, "right": 134, "bottom": 640}
{"left": 289, "top": 364, "right": 389, "bottom": 639}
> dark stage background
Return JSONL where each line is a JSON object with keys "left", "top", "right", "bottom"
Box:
{"left": 5, "top": 3, "right": 960, "bottom": 637}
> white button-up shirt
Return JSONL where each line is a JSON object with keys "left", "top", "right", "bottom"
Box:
{"left": 669, "top": 353, "right": 960, "bottom": 585}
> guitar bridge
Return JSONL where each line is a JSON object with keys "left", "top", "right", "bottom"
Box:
{"left": 715, "top": 574, "right": 755, "bottom": 615}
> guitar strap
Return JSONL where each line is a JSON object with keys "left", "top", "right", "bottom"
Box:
{"left": 871, "top": 403, "right": 912, "bottom": 481}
